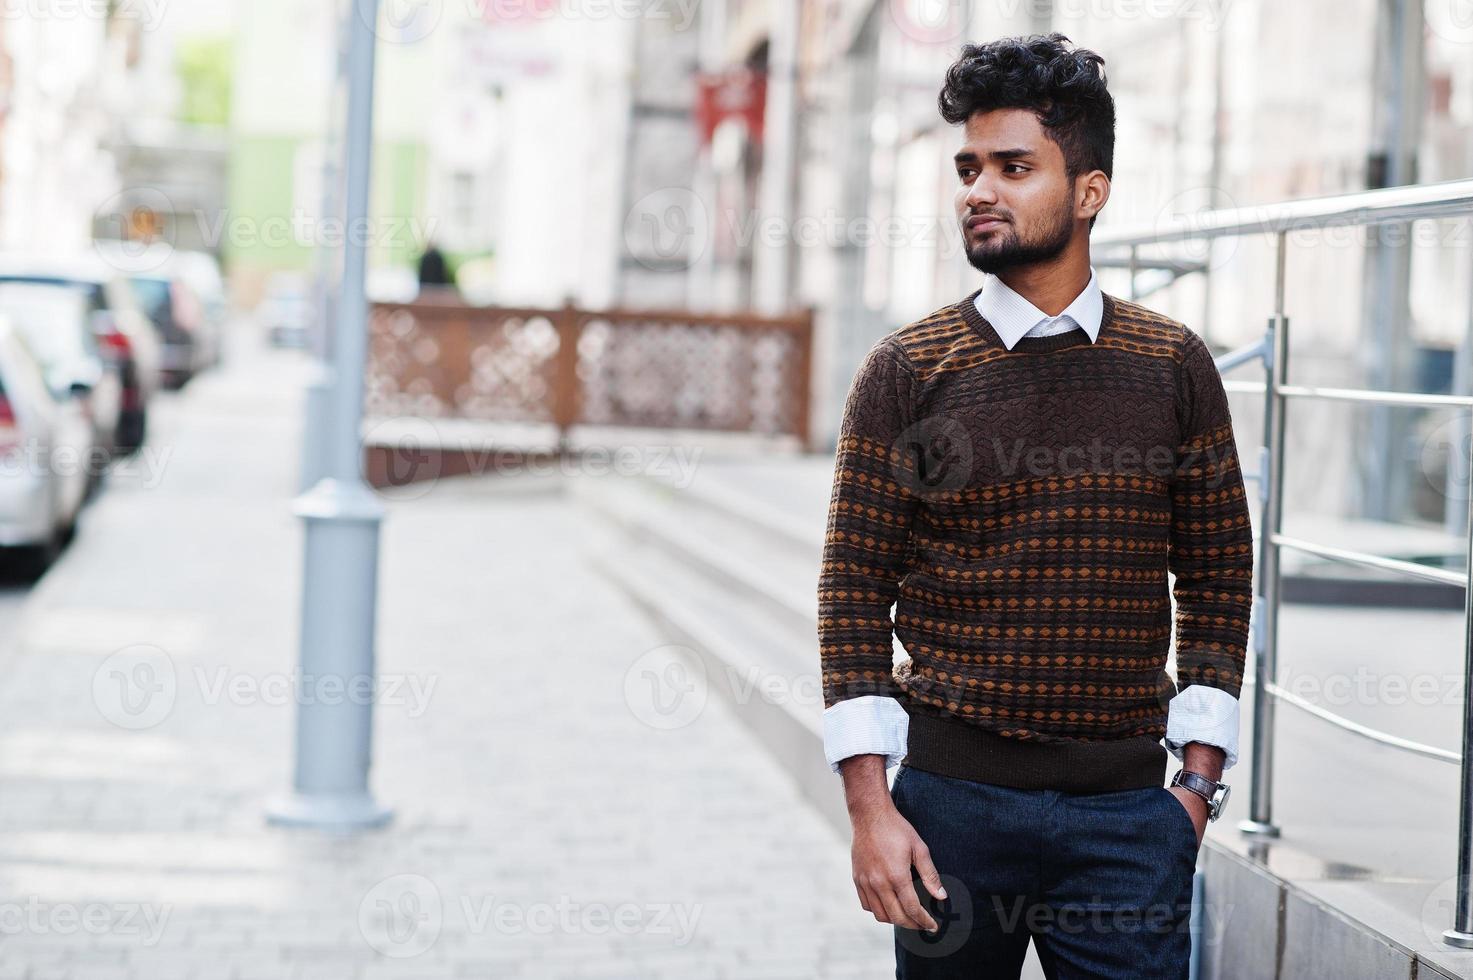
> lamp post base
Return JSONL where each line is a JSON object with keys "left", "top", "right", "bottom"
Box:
{"left": 265, "top": 792, "right": 393, "bottom": 832}
{"left": 1237, "top": 818, "right": 1281, "bottom": 837}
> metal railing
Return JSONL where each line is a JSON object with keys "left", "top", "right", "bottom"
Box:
{"left": 1091, "top": 176, "right": 1473, "bottom": 947}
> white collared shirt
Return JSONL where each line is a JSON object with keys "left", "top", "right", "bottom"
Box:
{"left": 974, "top": 266, "right": 1105, "bottom": 349}
{"left": 823, "top": 266, "right": 1241, "bottom": 774}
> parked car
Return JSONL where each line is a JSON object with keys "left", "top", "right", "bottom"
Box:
{"left": 93, "top": 240, "right": 226, "bottom": 384}
{"left": 0, "top": 255, "right": 163, "bottom": 453}
{"left": 124, "top": 272, "right": 207, "bottom": 389}
{"left": 169, "top": 249, "right": 228, "bottom": 370}
{"left": 0, "top": 281, "right": 124, "bottom": 488}
{"left": 0, "top": 315, "right": 95, "bottom": 574}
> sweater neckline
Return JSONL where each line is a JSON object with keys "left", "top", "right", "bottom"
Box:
{"left": 959, "top": 285, "right": 1116, "bottom": 353}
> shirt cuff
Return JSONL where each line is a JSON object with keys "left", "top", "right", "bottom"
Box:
{"left": 1164, "top": 684, "right": 1240, "bottom": 770}
{"left": 823, "top": 695, "right": 909, "bottom": 773}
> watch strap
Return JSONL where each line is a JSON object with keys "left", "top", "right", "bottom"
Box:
{"left": 1174, "top": 769, "right": 1218, "bottom": 800}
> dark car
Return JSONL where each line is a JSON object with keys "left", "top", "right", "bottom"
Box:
{"left": 93, "top": 240, "right": 227, "bottom": 384}
{"left": 126, "top": 272, "right": 207, "bottom": 389}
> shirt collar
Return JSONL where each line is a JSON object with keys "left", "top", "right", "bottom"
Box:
{"left": 973, "top": 266, "right": 1103, "bottom": 350}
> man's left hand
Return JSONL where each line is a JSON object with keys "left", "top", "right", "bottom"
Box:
{"left": 1167, "top": 786, "right": 1209, "bottom": 846}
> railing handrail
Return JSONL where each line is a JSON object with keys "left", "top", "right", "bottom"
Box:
{"left": 1091, "top": 176, "right": 1473, "bottom": 249}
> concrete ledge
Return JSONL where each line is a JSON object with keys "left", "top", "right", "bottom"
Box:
{"left": 1199, "top": 839, "right": 1473, "bottom": 980}
{"left": 1197, "top": 846, "right": 1284, "bottom": 980}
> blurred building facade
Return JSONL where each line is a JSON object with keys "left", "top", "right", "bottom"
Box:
{"left": 0, "top": 9, "right": 137, "bottom": 254}
{"left": 620, "top": 0, "right": 1473, "bottom": 531}
{"left": 229, "top": 0, "right": 635, "bottom": 309}
{"left": 0, "top": 1, "right": 238, "bottom": 259}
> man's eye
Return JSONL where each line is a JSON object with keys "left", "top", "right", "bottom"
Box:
{"left": 958, "top": 168, "right": 976, "bottom": 180}
{"left": 1004, "top": 164, "right": 1029, "bottom": 174}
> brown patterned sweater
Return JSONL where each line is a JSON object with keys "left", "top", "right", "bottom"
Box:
{"left": 816, "top": 286, "right": 1255, "bottom": 791}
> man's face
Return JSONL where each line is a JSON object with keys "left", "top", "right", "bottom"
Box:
{"left": 953, "top": 108, "right": 1079, "bottom": 274}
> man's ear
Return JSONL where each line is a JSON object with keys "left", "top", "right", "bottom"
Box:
{"left": 1079, "top": 171, "right": 1110, "bottom": 221}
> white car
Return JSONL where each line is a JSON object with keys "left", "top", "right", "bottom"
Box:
{"left": 0, "top": 315, "right": 95, "bottom": 573}
{"left": 0, "top": 281, "right": 125, "bottom": 471}
{"left": 0, "top": 253, "right": 164, "bottom": 452}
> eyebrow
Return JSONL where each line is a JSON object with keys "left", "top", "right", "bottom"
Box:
{"left": 953, "top": 148, "right": 1036, "bottom": 164}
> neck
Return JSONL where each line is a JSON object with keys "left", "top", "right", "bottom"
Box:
{"left": 993, "top": 249, "right": 1092, "bottom": 316}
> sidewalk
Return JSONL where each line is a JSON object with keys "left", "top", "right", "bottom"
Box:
{"left": 0, "top": 325, "right": 891, "bottom": 979}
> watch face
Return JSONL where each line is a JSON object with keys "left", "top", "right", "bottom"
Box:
{"left": 1211, "top": 783, "right": 1230, "bottom": 820}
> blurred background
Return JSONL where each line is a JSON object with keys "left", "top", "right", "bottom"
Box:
{"left": 0, "top": 0, "right": 1468, "bottom": 977}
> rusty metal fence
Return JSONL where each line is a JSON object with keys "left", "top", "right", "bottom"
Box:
{"left": 363, "top": 299, "right": 815, "bottom": 451}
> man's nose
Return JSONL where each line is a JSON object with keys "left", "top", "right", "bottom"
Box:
{"left": 964, "top": 173, "right": 999, "bottom": 210}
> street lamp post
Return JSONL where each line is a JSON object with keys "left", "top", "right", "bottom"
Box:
{"left": 300, "top": 0, "right": 350, "bottom": 494}
{"left": 266, "top": 0, "right": 392, "bottom": 832}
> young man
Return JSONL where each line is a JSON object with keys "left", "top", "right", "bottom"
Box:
{"left": 817, "top": 34, "right": 1253, "bottom": 979}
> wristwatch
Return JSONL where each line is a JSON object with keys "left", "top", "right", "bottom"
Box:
{"left": 1171, "top": 769, "right": 1230, "bottom": 822}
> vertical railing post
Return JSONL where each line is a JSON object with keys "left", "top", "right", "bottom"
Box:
{"left": 1128, "top": 245, "right": 1139, "bottom": 301}
{"left": 1443, "top": 413, "right": 1473, "bottom": 946}
{"left": 552, "top": 297, "right": 580, "bottom": 454}
{"left": 1240, "top": 231, "right": 1288, "bottom": 838}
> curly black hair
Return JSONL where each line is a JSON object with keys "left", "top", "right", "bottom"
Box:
{"left": 938, "top": 33, "right": 1115, "bottom": 186}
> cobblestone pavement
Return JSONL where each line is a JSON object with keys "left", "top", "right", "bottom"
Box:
{"left": 0, "top": 327, "right": 893, "bottom": 979}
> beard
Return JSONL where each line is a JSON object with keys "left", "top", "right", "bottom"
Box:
{"left": 963, "top": 192, "right": 1075, "bottom": 274}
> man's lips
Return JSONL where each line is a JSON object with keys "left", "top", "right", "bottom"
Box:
{"left": 966, "top": 216, "right": 1008, "bottom": 232}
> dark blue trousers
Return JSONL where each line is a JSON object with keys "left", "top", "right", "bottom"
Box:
{"left": 891, "top": 764, "right": 1199, "bottom": 979}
